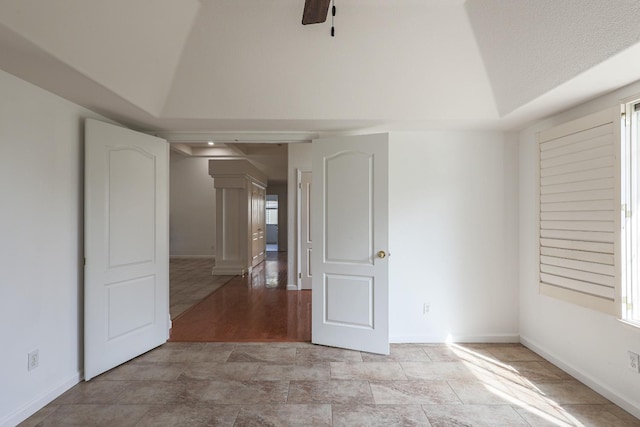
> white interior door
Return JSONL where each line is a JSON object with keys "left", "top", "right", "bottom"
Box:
{"left": 299, "top": 171, "right": 313, "bottom": 290}
{"left": 311, "top": 133, "right": 389, "bottom": 355}
{"left": 84, "top": 119, "right": 169, "bottom": 380}
{"left": 251, "top": 184, "right": 266, "bottom": 267}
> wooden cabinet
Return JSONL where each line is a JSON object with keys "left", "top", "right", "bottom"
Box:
{"left": 209, "top": 160, "right": 267, "bottom": 275}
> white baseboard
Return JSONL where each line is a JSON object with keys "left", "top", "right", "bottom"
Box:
{"left": 521, "top": 335, "right": 640, "bottom": 419}
{"left": 287, "top": 284, "right": 299, "bottom": 291}
{"left": 1, "top": 371, "right": 81, "bottom": 427}
{"left": 170, "top": 255, "right": 215, "bottom": 259}
{"left": 390, "top": 333, "right": 520, "bottom": 344}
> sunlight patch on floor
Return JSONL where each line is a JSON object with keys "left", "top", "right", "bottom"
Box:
{"left": 450, "top": 343, "right": 585, "bottom": 426}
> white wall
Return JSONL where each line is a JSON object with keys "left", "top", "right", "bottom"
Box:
{"left": 169, "top": 156, "right": 289, "bottom": 257}
{"left": 169, "top": 154, "right": 216, "bottom": 257}
{"left": 288, "top": 134, "right": 519, "bottom": 338}
{"left": 287, "top": 143, "right": 312, "bottom": 289}
{"left": 0, "top": 69, "right": 111, "bottom": 426}
{"left": 388, "top": 131, "right": 519, "bottom": 342}
{"left": 519, "top": 80, "right": 640, "bottom": 417}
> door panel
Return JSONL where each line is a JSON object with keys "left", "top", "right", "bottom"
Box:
{"left": 299, "top": 171, "right": 312, "bottom": 289}
{"left": 107, "top": 149, "right": 155, "bottom": 266}
{"left": 251, "top": 185, "right": 266, "bottom": 266}
{"left": 325, "top": 274, "right": 373, "bottom": 328}
{"left": 106, "top": 276, "right": 155, "bottom": 339}
{"left": 312, "top": 133, "right": 389, "bottom": 355}
{"left": 85, "top": 119, "right": 169, "bottom": 380}
{"left": 325, "top": 152, "right": 373, "bottom": 264}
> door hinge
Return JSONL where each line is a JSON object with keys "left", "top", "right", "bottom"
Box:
{"left": 299, "top": 182, "right": 302, "bottom": 189}
{"left": 298, "top": 272, "right": 302, "bottom": 279}
{"left": 84, "top": 257, "right": 86, "bottom": 266}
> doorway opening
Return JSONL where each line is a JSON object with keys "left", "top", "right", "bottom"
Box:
{"left": 169, "top": 252, "right": 311, "bottom": 342}
{"left": 167, "top": 142, "right": 311, "bottom": 342}
{"left": 266, "top": 195, "right": 279, "bottom": 252}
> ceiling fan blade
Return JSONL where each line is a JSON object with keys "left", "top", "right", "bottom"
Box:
{"left": 302, "top": 0, "right": 331, "bottom": 25}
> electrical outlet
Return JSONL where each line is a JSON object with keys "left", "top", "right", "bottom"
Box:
{"left": 628, "top": 351, "right": 639, "bottom": 373}
{"left": 423, "top": 303, "right": 430, "bottom": 314}
{"left": 27, "top": 349, "right": 39, "bottom": 371}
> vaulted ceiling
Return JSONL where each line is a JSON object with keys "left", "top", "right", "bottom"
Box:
{"left": 1, "top": 0, "right": 639, "bottom": 139}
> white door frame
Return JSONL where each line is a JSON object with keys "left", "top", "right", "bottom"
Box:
{"left": 296, "top": 169, "right": 303, "bottom": 290}
{"left": 297, "top": 169, "right": 312, "bottom": 290}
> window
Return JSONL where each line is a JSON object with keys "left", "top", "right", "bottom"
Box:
{"left": 538, "top": 108, "right": 619, "bottom": 316}
{"left": 622, "top": 99, "right": 640, "bottom": 324}
{"left": 537, "top": 102, "right": 640, "bottom": 325}
{"left": 266, "top": 199, "right": 278, "bottom": 225}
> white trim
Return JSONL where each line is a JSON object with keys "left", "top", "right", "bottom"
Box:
{"left": 390, "top": 333, "right": 520, "bottom": 344}
{"left": 296, "top": 169, "right": 313, "bottom": 291}
{"left": 617, "top": 318, "right": 640, "bottom": 331}
{"left": 621, "top": 92, "right": 640, "bottom": 105}
{"left": 615, "top": 105, "right": 624, "bottom": 318}
{"left": 521, "top": 335, "right": 640, "bottom": 419}
{"left": 157, "top": 131, "right": 319, "bottom": 144}
{"left": 287, "top": 284, "right": 299, "bottom": 291}
{"left": 622, "top": 98, "right": 640, "bottom": 323}
{"left": 0, "top": 372, "right": 81, "bottom": 427}
{"left": 170, "top": 255, "right": 215, "bottom": 259}
{"left": 296, "top": 169, "right": 303, "bottom": 290}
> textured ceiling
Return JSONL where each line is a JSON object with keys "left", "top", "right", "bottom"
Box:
{"left": 0, "top": 0, "right": 639, "bottom": 138}
{"left": 466, "top": 0, "right": 640, "bottom": 116}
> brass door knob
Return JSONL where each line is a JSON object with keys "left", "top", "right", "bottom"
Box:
{"left": 377, "top": 250, "right": 386, "bottom": 259}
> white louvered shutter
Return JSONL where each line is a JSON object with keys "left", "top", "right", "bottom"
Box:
{"left": 538, "top": 108, "right": 621, "bottom": 315}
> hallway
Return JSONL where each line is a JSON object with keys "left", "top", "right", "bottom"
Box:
{"left": 169, "top": 252, "right": 311, "bottom": 342}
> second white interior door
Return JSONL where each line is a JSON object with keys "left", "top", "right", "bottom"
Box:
{"left": 311, "top": 133, "right": 390, "bottom": 355}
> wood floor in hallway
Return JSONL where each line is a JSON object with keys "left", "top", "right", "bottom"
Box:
{"left": 169, "top": 252, "right": 312, "bottom": 342}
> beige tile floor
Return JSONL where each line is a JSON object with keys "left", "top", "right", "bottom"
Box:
{"left": 21, "top": 342, "right": 640, "bottom": 426}
{"left": 169, "top": 258, "right": 234, "bottom": 320}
